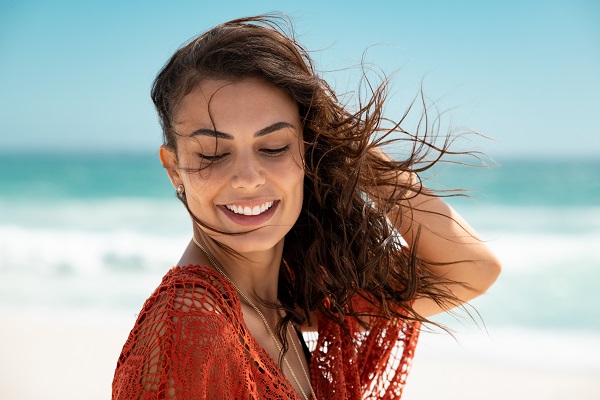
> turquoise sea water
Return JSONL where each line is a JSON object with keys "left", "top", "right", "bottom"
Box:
{"left": 1, "top": 152, "right": 599, "bottom": 335}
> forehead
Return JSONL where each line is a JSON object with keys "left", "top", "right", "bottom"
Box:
{"left": 173, "top": 77, "right": 300, "bottom": 135}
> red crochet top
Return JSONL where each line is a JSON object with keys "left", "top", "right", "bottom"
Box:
{"left": 113, "top": 265, "right": 420, "bottom": 399}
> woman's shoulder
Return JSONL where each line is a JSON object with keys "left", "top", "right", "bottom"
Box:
{"left": 160, "top": 264, "right": 231, "bottom": 294}
{"left": 117, "top": 265, "right": 240, "bottom": 361}
{"left": 144, "top": 264, "right": 239, "bottom": 318}
{"left": 113, "top": 265, "right": 245, "bottom": 398}
{"left": 127, "top": 264, "right": 240, "bottom": 340}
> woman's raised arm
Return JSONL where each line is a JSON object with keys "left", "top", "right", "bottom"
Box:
{"left": 371, "top": 149, "right": 502, "bottom": 317}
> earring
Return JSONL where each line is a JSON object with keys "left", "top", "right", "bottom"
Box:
{"left": 176, "top": 185, "right": 185, "bottom": 195}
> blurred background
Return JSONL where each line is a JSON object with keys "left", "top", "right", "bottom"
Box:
{"left": 1, "top": 0, "right": 599, "bottom": 398}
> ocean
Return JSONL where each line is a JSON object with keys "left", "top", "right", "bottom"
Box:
{"left": 1, "top": 152, "right": 599, "bottom": 370}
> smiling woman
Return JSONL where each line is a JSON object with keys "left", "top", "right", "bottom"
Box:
{"left": 160, "top": 78, "right": 305, "bottom": 253}
{"left": 112, "top": 15, "right": 500, "bottom": 400}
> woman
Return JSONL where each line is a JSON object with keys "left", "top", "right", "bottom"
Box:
{"left": 113, "top": 15, "right": 501, "bottom": 399}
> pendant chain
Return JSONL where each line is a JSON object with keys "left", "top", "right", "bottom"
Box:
{"left": 192, "top": 237, "right": 316, "bottom": 400}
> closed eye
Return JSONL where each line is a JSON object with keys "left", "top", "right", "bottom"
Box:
{"left": 260, "top": 145, "right": 290, "bottom": 156}
{"left": 198, "top": 152, "right": 228, "bottom": 161}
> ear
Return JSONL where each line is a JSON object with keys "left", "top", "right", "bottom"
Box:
{"left": 159, "top": 145, "right": 182, "bottom": 190}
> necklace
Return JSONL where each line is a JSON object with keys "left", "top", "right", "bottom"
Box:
{"left": 192, "top": 237, "right": 316, "bottom": 400}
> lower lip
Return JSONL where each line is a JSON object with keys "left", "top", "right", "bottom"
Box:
{"left": 219, "top": 201, "right": 280, "bottom": 226}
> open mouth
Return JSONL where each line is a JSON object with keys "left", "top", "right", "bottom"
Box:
{"left": 220, "top": 200, "right": 280, "bottom": 226}
{"left": 224, "top": 201, "right": 275, "bottom": 216}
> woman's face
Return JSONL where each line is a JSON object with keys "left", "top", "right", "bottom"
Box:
{"left": 166, "top": 77, "right": 304, "bottom": 254}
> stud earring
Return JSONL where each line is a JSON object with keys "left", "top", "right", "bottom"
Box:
{"left": 176, "top": 185, "right": 185, "bottom": 195}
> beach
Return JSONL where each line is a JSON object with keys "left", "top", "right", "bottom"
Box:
{"left": 3, "top": 0, "right": 600, "bottom": 396}
{"left": 2, "top": 308, "right": 598, "bottom": 399}
{"left": 1, "top": 154, "right": 599, "bottom": 399}
{"left": 405, "top": 326, "right": 600, "bottom": 399}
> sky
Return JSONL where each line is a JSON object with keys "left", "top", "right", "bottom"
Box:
{"left": 1, "top": 0, "right": 599, "bottom": 159}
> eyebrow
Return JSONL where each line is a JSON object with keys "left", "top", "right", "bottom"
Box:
{"left": 189, "top": 121, "right": 295, "bottom": 139}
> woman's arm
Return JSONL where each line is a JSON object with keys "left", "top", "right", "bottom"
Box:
{"left": 371, "top": 149, "right": 502, "bottom": 317}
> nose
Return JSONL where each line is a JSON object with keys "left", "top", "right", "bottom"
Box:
{"left": 230, "top": 154, "right": 266, "bottom": 190}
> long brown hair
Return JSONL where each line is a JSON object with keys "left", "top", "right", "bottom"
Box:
{"left": 152, "top": 14, "right": 471, "bottom": 354}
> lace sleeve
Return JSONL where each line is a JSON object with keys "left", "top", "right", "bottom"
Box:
{"left": 113, "top": 269, "right": 253, "bottom": 399}
{"left": 352, "top": 293, "right": 420, "bottom": 399}
{"left": 309, "top": 292, "right": 420, "bottom": 399}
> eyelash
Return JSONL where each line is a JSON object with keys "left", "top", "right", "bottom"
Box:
{"left": 261, "top": 145, "right": 290, "bottom": 156}
{"left": 198, "top": 145, "right": 290, "bottom": 161}
{"left": 198, "top": 153, "right": 226, "bottom": 161}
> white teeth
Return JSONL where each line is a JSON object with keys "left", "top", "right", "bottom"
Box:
{"left": 225, "top": 201, "right": 274, "bottom": 216}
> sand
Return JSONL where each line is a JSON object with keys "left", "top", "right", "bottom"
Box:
{"left": 405, "top": 343, "right": 600, "bottom": 399}
{"left": 0, "top": 309, "right": 128, "bottom": 399}
{"left": 1, "top": 308, "right": 598, "bottom": 399}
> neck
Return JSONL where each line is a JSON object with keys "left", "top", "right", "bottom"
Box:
{"left": 191, "top": 229, "right": 283, "bottom": 304}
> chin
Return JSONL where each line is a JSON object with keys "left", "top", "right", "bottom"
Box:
{"left": 209, "top": 227, "right": 288, "bottom": 254}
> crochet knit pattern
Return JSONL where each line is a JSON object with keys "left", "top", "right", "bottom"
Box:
{"left": 113, "top": 265, "right": 420, "bottom": 399}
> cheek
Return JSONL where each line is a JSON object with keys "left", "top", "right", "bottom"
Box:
{"left": 288, "top": 166, "right": 305, "bottom": 206}
{"left": 182, "top": 171, "right": 224, "bottom": 207}
{"left": 270, "top": 158, "right": 304, "bottom": 202}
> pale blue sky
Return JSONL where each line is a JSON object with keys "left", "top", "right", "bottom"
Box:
{"left": 1, "top": 0, "right": 598, "bottom": 159}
